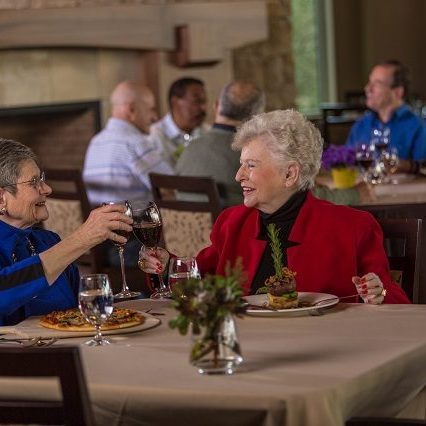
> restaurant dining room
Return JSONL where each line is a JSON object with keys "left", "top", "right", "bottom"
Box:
{"left": 0, "top": 1, "right": 426, "bottom": 425}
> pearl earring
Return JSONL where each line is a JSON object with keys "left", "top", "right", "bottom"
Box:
{"left": 0, "top": 207, "right": 6, "bottom": 215}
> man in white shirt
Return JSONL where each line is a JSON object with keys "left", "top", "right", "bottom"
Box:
{"left": 83, "top": 81, "right": 173, "bottom": 207}
{"left": 150, "top": 77, "right": 209, "bottom": 168}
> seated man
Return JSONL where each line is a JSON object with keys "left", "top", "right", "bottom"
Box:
{"left": 83, "top": 81, "right": 173, "bottom": 266}
{"left": 150, "top": 77, "right": 209, "bottom": 168}
{"left": 176, "top": 80, "right": 265, "bottom": 207}
{"left": 346, "top": 59, "right": 426, "bottom": 173}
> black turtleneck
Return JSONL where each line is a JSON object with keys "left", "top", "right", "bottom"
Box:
{"left": 250, "top": 190, "right": 308, "bottom": 294}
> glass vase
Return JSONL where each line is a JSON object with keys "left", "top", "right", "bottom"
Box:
{"left": 190, "top": 314, "right": 243, "bottom": 375}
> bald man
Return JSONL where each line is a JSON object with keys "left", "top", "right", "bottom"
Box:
{"left": 83, "top": 81, "right": 172, "bottom": 269}
{"left": 83, "top": 81, "right": 172, "bottom": 206}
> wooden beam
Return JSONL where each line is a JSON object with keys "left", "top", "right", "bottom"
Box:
{"left": 0, "top": 2, "right": 267, "bottom": 62}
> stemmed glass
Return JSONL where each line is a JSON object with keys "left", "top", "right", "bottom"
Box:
{"left": 104, "top": 200, "right": 141, "bottom": 300}
{"left": 168, "top": 256, "right": 201, "bottom": 291}
{"left": 355, "top": 143, "right": 376, "bottom": 183}
{"left": 381, "top": 147, "right": 399, "bottom": 183}
{"left": 133, "top": 201, "right": 172, "bottom": 299}
{"left": 78, "top": 273, "right": 114, "bottom": 346}
{"left": 372, "top": 127, "right": 390, "bottom": 154}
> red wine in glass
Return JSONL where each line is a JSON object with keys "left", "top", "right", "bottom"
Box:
{"left": 133, "top": 202, "right": 171, "bottom": 299}
{"left": 133, "top": 223, "right": 162, "bottom": 248}
{"left": 356, "top": 158, "right": 374, "bottom": 170}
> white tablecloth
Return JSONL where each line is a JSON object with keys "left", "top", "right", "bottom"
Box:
{"left": 1, "top": 300, "right": 425, "bottom": 426}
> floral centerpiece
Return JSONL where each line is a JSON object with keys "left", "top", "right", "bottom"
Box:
{"left": 321, "top": 145, "right": 357, "bottom": 189}
{"left": 169, "top": 261, "right": 246, "bottom": 375}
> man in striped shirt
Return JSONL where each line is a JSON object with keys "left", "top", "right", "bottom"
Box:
{"left": 83, "top": 81, "right": 173, "bottom": 268}
{"left": 83, "top": 81, "right": 173, "bottom": 207}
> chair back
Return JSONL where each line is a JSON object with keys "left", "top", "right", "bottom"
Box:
{"left": 377, "top": 218, "right": 422, "bottom": 303}
{"left": 0, "top": 346, "right": 95, "bottom": 426}
{"left": 42, "top": 168, "right": 103, "bottom": 273}
{"left": 149, "top": 173, "right": 221, "bottom": 257}
{"left": 320, "top": 102, "right": 366, "bottom": 147}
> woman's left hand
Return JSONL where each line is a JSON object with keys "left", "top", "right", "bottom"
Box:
{"left": 352, "top": 273, "right": 387, "bottom": 305}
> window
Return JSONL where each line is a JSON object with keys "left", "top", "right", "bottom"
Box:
{"left": 291, "top": 0, "right": 336, "bottom": 114}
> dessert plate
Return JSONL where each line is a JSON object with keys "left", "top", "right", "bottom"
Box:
{"left": 244, "top": 292, "right": 339, "bottom": 317}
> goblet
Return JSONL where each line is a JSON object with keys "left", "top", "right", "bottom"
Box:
{"left": 133, "top": 201, "right": 172, "bottom": 299}
{"left": 104, "top": 200, "right": 141, "bottom": 300}
{"left": 78, "top": 273, "right": 114, "bottom": 346}
{"left": 168, "top": 256, "right": 201, "bottom": 291}
{"left": 381, "top": 147, "right": 399, "bottom": 182}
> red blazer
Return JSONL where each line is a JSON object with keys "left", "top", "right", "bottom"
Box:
{"left": 197, "top": 192, "right": 410, "bottom": 303}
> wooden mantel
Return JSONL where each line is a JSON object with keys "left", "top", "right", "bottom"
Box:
{"left": 0, "top": 2, "right": 267, "bottom": 63}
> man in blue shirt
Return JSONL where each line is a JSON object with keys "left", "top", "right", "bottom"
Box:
{"left": 346, "top": 60, "right": 426, "bottom": 173}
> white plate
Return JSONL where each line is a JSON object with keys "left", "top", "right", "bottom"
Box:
{"left": 0, "top": 311, "right": 161, "bottom": 340}
{"left": 244, "top": 292, "right": 339, "bottom": 317}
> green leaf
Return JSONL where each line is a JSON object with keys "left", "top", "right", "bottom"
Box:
{"left": 267, "top": 224, "right": 283, "bottom": 278}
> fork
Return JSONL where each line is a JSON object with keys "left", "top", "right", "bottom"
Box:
{"left": 0, "top": 337, "right": 57, "bottom": 347}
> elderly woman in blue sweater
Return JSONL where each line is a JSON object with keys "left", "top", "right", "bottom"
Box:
{"left": 0, "top": 139, "right": 133, "bottom": 325}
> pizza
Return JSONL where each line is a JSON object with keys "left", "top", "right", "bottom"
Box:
{"left": 40, "top": 307, "right": 145, "bottom": 332}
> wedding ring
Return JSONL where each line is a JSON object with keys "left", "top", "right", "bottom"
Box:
{"left": 139, "top": 259, "right": 146, "bottom": 270}
{"left": 381, "top": 288, "right": 387, "bottom": 297}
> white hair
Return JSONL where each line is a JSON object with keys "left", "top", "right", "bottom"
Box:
{"left": 232, "top": 109, "right": 323, "bottom": 190}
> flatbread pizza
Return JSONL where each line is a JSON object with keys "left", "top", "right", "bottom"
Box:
{"left": 40, "top": 307, "right": 145, "bottom": 332}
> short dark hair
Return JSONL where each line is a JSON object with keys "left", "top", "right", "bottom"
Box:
{"left": 167, "top": 77, "right": 205, "bottom": 108}
{"left": 377, "top": 59, "right": 410, "bottom": 99}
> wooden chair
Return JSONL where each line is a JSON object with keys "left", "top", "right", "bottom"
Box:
{"left": 0, "top": 346, "right": 95, "bottom": 426}
{"left": 42, "top": 168, "right": 104, "bottom": 273}
{"left": 376, "top": 218, "right": 422, "bottom": 303}
{"left": 149, "top": 172, "right": 221, "bottom": 258}
{"left": 320, "top": 102, "right": 366, "bottom": 147}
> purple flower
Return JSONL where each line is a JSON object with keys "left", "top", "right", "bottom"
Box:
{"left": 321, "top": 145, "right": 356, "bottom": 170}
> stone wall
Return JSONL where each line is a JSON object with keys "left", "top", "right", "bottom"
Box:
{"left": 0, "top": 0, "right": 295, "bottom": 119}
{"left": 233, "top": 0, "right": 295, "bottom": 110}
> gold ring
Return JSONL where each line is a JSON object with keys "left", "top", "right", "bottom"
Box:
{"left": 139, "top": 259, "right": 146, "bottom": 270}
{"left": 381, "top": 288, "right": 387, "bottom": 297}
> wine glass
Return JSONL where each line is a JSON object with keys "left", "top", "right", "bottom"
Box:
{"left": 381, "top": 147, "right": 399, "bottom": 183}
{"left": 78, "top": 273, "right": 114, "bottom": 346}
{"left": 133, "top": 201, "right": 172, "bottom": 299}
{"left": 355, "top": 143, "right": 376, "bottom": 183}
{"left": 104, "top": 200, "right": 141, "bottom": 300}
{"left": 168, "top": 256, "right": 201, "bottom": 292}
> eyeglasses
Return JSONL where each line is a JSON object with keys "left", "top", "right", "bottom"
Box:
{"left": 3, "top": 172, "right": 46, "bottom": 190}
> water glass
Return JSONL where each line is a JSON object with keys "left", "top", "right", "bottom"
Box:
{"left": 168, "top": 257, "right": 201, "bottom": 291}
{"left": 78, "top": 273, "right": 114, "bottom": 346}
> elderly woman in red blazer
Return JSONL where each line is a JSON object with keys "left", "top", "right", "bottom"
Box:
{"left": 140, "top": 109, "right": 409, "bottom": 304}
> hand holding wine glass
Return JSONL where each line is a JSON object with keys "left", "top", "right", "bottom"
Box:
{"left": 78, "top": 273, "right": 114, "bottom": 346}
{"left": 104, "top": 200, "right": 140, "bottom": 300}
{"left": 133, "top": 202, "right": 172, "bottom": 299}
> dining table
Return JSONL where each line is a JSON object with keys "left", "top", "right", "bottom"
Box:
{"left": 316, "top": 172, "right": 426, "bottom": 206}
{"left": 0, "top": 298, "right": 426, "bottom": 426}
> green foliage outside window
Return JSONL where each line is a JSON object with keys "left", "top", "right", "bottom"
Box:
{"left": 291, "top": 0, "right": 320, "bottom": 114}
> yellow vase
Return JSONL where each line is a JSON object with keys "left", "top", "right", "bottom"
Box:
{"left": 331, "top": 167, "right": 357, "bottom": 189}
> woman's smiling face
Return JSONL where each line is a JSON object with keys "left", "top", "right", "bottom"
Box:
{"left": 0, "top": 159, "right": 52, "bottom": 228}
{"left": 235, "top": 137, "right": 296, "bottom": 214}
